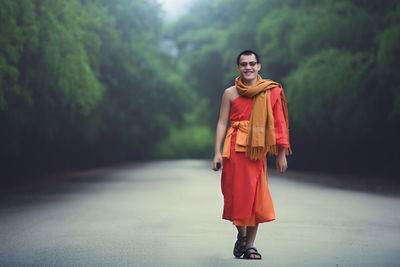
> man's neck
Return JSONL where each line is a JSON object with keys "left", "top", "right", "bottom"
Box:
{"left": 242, "top": 77, "right": 257, "bottom": 86}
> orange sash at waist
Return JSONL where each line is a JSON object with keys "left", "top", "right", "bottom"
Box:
{"left": 222, "top": 120, "right": 249, "bottom": 159}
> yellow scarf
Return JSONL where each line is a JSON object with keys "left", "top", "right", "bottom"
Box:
{"left": 235, "top": 75, "right": 291, "bottom": 160}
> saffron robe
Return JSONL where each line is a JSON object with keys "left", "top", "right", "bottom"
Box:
{"left": 221, "top": 86, "right": 289, "bottom": 226}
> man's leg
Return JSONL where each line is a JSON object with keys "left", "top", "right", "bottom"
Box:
{"left": 236, "top": 225, "right": 247, "bottom": 237}
{"left": 236, "top": 225, "right": 247, "bottom": 247}
{"left": 233, "top": 225, "right": 247, "bottom": 257}
{"left": 246, "top": 224, "right": 258, "bottom": 246}
{"left": 246, "top": 224, "right": 261, "bottom": 259}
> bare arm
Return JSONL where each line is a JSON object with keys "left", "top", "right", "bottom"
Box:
{"left": 212, "top": 90, "right": 231, "bottom": 171}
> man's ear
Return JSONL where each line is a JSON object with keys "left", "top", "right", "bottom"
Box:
{"left": 257, "top": 63, "right": 262, "bottom": 71}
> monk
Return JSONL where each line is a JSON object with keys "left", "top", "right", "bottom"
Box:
{"left": 212, "top": 50, "right": 291, "bottom": 259}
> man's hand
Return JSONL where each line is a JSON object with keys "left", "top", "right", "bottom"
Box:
{"left": 276, "top": 149, "right": 287, "bottom": 175}
{"left": 212, "top": 152, "right": 223, "bottom": 171}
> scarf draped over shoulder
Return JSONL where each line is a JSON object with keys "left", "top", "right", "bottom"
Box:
{"left": 235, "top": 75, "right": 292, "bottom": 160}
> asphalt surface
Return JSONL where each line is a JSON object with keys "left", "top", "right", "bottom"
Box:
{"left": 0, "top": 160, "right": 399, "bottom": 267}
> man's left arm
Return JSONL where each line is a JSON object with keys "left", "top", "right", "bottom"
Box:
{"left": 276, "top": 148, "right": 287, "bottom": 175}
{"left": 271, "top": 87, "right": 290, "bottom": 175}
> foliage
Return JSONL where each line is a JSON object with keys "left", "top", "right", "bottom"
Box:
{"left": 1, "top": 0, "right": 400, "bottom": 176}
{"left": 0, "top": 0, "right": 197, "bottom": 175}
{"left": 284, "top": 49, "right": 375, "bottom": 138}
{"left": 171, "top": 0, "right": 400, "bottom": 174}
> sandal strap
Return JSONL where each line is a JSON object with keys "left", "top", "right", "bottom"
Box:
{"left": 237, "top": 233, "right": 247, "bottom": 242}
{"left": 245, "top": 246, "right": 262, "bottom": 259}
{"left": 234, "top": 240, "right": 245, "bottom": 252}
{"left": 233, "top": 237, "right": 246, "bottom": 258}
{"left": 245, "top": 246, "right": 258, "bottom": 252}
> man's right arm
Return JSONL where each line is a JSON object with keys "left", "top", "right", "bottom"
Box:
{"left": 212, "top": 89, "right": 231, "bottom": 171}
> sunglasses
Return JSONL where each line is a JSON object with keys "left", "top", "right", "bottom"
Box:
{"left": 239, "top": 61, "right": 258, "bottom": 67}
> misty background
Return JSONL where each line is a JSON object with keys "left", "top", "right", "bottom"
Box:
{"left": 1, "top": 0, "right": 399, "bottom": 184}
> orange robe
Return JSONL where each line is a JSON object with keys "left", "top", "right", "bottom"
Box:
{"left": 221, "top": 87, "right": 289, "bottom": 226}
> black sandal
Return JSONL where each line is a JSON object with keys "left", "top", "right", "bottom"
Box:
{"left": 233, "top": 234, "right": 247, "bottom": 258}
{"left": 244, "top": 246, "right": 262, "bottom": 260}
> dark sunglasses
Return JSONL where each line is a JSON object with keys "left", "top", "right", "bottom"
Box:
{"left": 239, "top": 61, "right": 258, "bottom": 67}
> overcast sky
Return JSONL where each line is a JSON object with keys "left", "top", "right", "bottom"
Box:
{"left": 157, "top": 0, "right": 194, "bottom": 22}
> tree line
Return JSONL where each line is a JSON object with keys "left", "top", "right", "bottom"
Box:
{"left": 1, "top": 0, "right": 399, "bottom": 179}
{"left": 0, "top": 0, "right": 212, "bottom": 179}
{"left": 170, "top": 0, "right": 400, "bottom": 175}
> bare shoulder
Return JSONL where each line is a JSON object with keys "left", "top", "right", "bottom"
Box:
{"left": 223, "top": 86, "right": 239, "bottom": 102}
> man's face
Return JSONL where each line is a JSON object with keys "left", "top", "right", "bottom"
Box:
{"left": 237, "top": 54, "right": 261, "bottom": 82}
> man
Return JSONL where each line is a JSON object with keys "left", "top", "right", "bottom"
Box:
{"left": 212, "top": 50, "right": 291, "bottom": 259}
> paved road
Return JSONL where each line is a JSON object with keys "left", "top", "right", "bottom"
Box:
{"left": 0, "top": 160, "right": 399, "bottom": 267}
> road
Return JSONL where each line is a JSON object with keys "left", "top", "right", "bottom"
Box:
{"left": 0, "top": 160, "right": 399, "bottom": 266}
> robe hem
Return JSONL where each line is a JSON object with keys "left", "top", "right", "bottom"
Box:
{"left": 221, "top": 217, "right": 276, "bottom": 226}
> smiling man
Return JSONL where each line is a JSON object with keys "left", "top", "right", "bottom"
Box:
{"left": 212, "top": 50, "right": 291, "bottom": 259}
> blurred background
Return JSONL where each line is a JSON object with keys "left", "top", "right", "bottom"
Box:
{"left": 1, "top": 0, "right": 399, "bottom": 184}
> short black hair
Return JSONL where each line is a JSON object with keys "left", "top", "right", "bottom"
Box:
{"left": 236, "top": 50, "right": 260, "bottom": 65}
